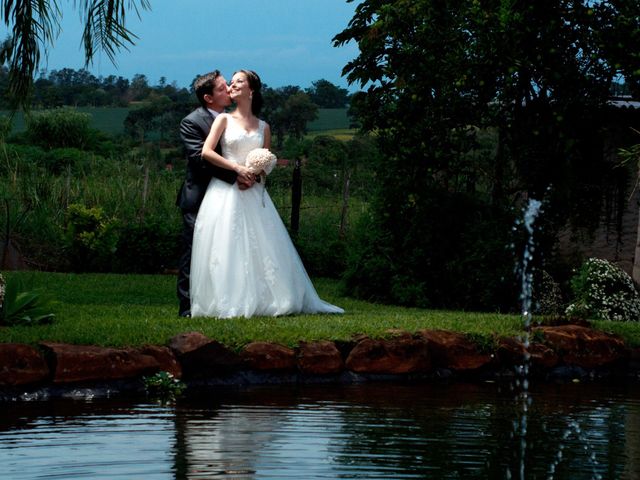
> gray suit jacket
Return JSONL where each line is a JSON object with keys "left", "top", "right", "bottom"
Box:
{"left": 176, "top": 107, "right": 237, "bottom": 212}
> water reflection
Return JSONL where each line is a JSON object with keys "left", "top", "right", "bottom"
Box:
{"left": 1, "top": 382, "right": 639, "bottom": 479}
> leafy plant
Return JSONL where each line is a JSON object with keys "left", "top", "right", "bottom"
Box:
{"left": 0, "top": 273, "right": 55, "bottom": 326}
{"left": 143, "top": 371, "right": 185, "bottom": 400}
{"left": 65, "top": 203, "right": 119, "bottom": 272}
{"left": 566, "top": 258, "right": 640, "bottom": 322}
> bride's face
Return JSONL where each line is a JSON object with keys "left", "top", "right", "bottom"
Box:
{"left": 229, "top": 72, "right": 252, "bottom": 102}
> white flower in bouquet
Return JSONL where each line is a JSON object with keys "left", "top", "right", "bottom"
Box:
{"left": 245, "top": 148, "right": 277, "bottom": 175}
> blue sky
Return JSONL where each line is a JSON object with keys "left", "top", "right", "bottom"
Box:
{"left": 17, "top": 0, "right": 363, "bottom": 91}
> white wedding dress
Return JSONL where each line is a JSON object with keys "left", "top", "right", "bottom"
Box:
{"left": 190, "top": 116, "right": 344, "bottom": 318}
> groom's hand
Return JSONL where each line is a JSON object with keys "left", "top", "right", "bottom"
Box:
{"left": 237, "top": 175, "right": 256, "bottom": 190}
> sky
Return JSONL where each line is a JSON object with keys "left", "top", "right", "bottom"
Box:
{"left": 4, "top": 0, "right": 364, "bottom": 92}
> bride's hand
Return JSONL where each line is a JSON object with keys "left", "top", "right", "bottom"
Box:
{"left": 235, "top": 164, "right": 254, "bottom": 183}
{"left": 236, "top": 165, "right": 255, "bottom": 187}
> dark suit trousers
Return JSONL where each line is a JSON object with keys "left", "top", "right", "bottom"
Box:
{"left": 177, "top": 211, "right": 197, "bottom": 316}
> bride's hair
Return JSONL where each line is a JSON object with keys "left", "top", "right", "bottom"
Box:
{"left": 236, "top": 69, "right": 263, "bottom": 116}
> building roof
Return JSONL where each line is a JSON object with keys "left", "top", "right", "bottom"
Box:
{"left": 608, "top": 96, "right": 640, "bottom": 109}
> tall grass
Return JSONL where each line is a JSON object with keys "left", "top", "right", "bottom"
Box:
{"left": 1, "top": 141, "right": 367, "bottom": 275}
{"left": 1, "top": 149, "right": 182, "bottom": 265}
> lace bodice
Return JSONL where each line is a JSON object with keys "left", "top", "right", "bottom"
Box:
{"left": 220, "top": 116, "right": 266, "bottom": 165}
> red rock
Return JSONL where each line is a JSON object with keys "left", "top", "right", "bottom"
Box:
{"left": 497, "top": 336, "right": 559, "bottom": 368}
{"left": 169, "top": 335, "right": 242, "bottom": 378}
{"left": 241, "top": 342, "right": 296, "bottom": 371}
{"left": 138, "top": 345, "right": 182, "bottom": 378}
{"left": 345, "top": 336, "right": 431, "bottom": 374}
{"left": 39, "top": 343, "right": 160, "bottom": 384}
{"left": 534, "top": 325, "right": 627, "bottom": 368}
{"left": 297, "top": 341, "right": 344, "bottom": 375}
{"left": 419, "top": 330, "right": 493, "bottom": 371}
{"left": 168, "top": 331, "right": 211, "bottom": 356}
{"left": 0, "top": 343, "right": 50, "bottom": 386}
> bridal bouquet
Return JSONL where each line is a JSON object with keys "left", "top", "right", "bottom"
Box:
{"left": 245, "top": 148, "right": 277, "bottom": 206}
{"left": 246, "top": 148, "right": 277, "bottom": 176}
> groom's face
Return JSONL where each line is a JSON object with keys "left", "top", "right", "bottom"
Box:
{"left": 207, "top": 75, "right": 232, "bottom": 111}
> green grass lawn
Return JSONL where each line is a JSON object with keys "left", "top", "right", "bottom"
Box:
{"left": 1, "top": 271, "right": 525, "bottom": 350}
{"left": 2, "top": 271, "right": 639, "bottom": 350}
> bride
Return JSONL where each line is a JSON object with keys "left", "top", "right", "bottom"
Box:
{"left": 190, "top": 69, "right": 344, "bottom": 318}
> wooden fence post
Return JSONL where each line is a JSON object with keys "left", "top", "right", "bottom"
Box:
{"left": 291, "top": 157, "right": 302, "bottom": 234}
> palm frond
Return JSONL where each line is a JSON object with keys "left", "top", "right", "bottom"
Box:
{"left": 1, "top": 0, "right": 60, "bottom": 109}
{"left": 1, "top": 0, "right": 150, "bottom": 110}
{"left": 79, "top": 0, "right": 150, "bottom": 65}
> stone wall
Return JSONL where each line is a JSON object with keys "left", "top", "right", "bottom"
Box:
{"left": 2, "top": 325, "right": 639, "bottom": 400}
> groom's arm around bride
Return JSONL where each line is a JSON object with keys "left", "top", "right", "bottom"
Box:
{"left": 176, "top": 70, "right": 236, "bottom": 318}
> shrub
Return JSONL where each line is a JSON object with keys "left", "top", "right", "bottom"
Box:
{"left": 113, "top": 219, "right": 180, "bottom": 274}
{"left": 25, "top": 108, "right": 92, "bottom": 150}
{"left": 566, "top": 257, "right": 640, "bottom": 321}
{"left": 292, "top": 207, "right": 347, "bottom": 278}
{"left": 343, "top": 188, "right": 518, "bottom": 311}
{"left": 65, "top": 203, "right": 119, "bottom": 272}
{"left": 44, "top": 148, "right": 91, "bottom": 174}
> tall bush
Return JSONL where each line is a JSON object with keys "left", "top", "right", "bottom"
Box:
{"left": 26, "top": 108, "right": 92, "bottom": 150}
{"left": 65, "top": 203, "right": 119, "bottom": 272}
{"left": 113, "top": 219, "right": 180, "bottom": 274}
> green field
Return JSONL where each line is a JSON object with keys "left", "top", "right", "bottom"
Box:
{"left": 307, "top": 108, "right": 350, "bottom": 131}
{"left": 2, "top": 107, "right": 349, "bottom": 135}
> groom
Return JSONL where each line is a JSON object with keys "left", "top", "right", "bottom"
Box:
{"left": 176, "top": 70, "right": 254, "bottom": 317}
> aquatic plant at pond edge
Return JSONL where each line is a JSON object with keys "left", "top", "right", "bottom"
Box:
{"left": 143, "top": 371, "right": 185, "bottom": 400}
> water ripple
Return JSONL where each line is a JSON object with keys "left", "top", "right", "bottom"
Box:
{"left": 1, "top": 383, "right": 639, "bottom": 479}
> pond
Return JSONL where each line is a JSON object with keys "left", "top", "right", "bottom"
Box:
{"left": 1, "top": 381, "right": 639, "bottom": 479}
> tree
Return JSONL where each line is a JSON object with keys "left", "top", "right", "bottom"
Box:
{"left": 280, "top": 92, "right": 318, "bottom": 139}
{"left": 124, "top": 95, "right": 190, "bottom": 144}
{"left": 0, "top": 0, "right": 150, "bottom": 109}
{"left": 306, "top": 79, "right": 350, "bottom": 108}
{"left": 262, "top": 86, "right": 318, "bottom": 148}
{"left": 333, "top": 0, "right": 640, "bottom": 310}
{"left": 618, "top": 130, "right": 640, "bottom": 283}
{"left": 129, "top": 73, "right": 150, "bottom": 101}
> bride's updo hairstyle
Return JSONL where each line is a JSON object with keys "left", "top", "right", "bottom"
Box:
{"left": 237, "top": 69, "right": 263, "bottom": 116}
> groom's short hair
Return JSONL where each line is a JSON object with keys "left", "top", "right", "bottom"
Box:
{"left": 193, "top": 70, "right": 221, "bottom": 107}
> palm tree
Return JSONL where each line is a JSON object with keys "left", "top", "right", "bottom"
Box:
{"left": 618, "top": 128, "right": 640, "bottom": 284}
{"left": 1, "top": 0, "right": 150, "bottom": 109}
